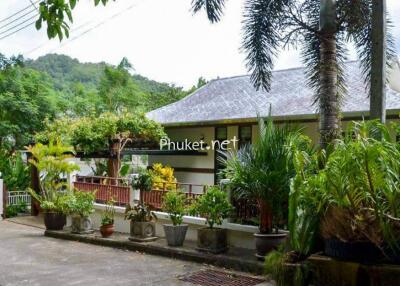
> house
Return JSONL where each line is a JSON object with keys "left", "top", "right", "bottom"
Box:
{"left": 146, "top": 61, "right": 400, "bottom": 187}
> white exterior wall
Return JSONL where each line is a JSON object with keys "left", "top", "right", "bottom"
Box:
{"left": 149, "top": 127, "right": 215, "bottom": 187}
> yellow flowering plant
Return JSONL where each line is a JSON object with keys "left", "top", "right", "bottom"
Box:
{"left": 149, "top": 163, "right": 177, "bottom": 190}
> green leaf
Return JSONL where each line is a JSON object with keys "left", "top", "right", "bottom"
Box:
{"left": 35, "top": 19, "right": 42, "bottom": 30}
{"left": 69, "top": 0, "right": 77, "bottom": 9}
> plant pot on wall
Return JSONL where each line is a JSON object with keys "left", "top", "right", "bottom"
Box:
{"left": 255, "top": 231, "right": 287, "bottom": 260}
{"left": 163, "top": 224, "right": 188, "bottom": 247}
{"left": 71, "top": 215, "right": 94, "bottom": 234}
{"left": 197, "top": 227, "right": 228, "bottom": 254}
{"left": 44, "top": 212, "right": 66, "bottom": 231}
{"left": 100, "top": 224, "right": 114, "bottom": 238}
{"left": 129, "top": 221, "right": 157, "bottom": 242}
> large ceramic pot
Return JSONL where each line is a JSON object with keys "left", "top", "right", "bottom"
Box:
{"left": 100, "top": 224, "right": 114, "bottom": 238}
{"left": 71, "top": 215, "right": 93, "bottom": 234}
{"left": 129, "top": 221, "right": 157, "bottom": 242}
{"left": 44, "top": 212, "right": 66, "bottom": 231}
{"left": 254, "top": 231, "right": 287, "bottom": 260}
{"left": 197, "top": 227, "right": 228, "bottom": 254}
{"left": 163, "top": 224, "right": 188, "bottom": 247}
{"left": 324, "top": 238, "right": 382, "bottom": 263}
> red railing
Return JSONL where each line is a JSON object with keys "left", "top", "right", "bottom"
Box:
{"left": 74, "top": 176, "right": 130, "bottom": 206}
{"left": 141, "top": 182, "right": 206, "bottom": 210}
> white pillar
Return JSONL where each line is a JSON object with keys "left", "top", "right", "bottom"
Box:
{"left": 0, "top": 179, "right": 3, "bottom": 220}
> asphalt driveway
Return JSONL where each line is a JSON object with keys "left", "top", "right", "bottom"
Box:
{"left": 0, "top": 220, "right": 222, "bottom": 286}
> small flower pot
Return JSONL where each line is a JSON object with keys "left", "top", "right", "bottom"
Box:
{"left": 197, "top": 227, "right": 228, "bottom": 254}
{"left": 254, "top": 231, "right": 287, "bottom": 260}
{"left": 71, "top": 215, "right": 94, "bottom": 234}
{"left": 44, "top": 212, "right": 66, "bottom": 231}
{"left": 100, "top": 224, "right": 114, "bottom": 238}
{"left": 163, "top": 224, "right": 188, "bottom": 247}
{"left": 129, "top": 221, "right": 157, "bottom": 242}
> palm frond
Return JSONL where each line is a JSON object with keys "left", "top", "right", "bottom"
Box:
{"left": 242, "top": 0, "right": 288, "bottom": 91}
{"left": 191, "top": 0, "right": 225, "bottom": 23}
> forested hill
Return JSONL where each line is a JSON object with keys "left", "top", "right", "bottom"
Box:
{"left": 25, "top": 54, "right": 174, "bottom": 94}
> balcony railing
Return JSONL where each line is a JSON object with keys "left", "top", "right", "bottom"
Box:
{"left": 74, "top": 176, "right": 130, "bottom": 206}
{"left": 73, "top": 176, "right": 259, "bottom": 223}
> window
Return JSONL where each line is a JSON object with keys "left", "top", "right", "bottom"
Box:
{"left": 214, "top": 127, "right": 227, "bottom": 184}
{"left": 239, "top": 125, "right": 252, "bottom": 149}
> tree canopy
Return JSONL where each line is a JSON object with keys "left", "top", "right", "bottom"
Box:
{"left": 35, "top": 112, "right": 166, "bottom": 155}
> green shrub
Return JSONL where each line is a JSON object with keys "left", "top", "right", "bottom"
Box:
{"left": 190, "top": 186, "right": 233, "bottom": 229}
{"left": 162, "top": 190, "right": 187, "bottom": 226}
{"left": 66, "top": 191, "right": 96, "bottom": 218}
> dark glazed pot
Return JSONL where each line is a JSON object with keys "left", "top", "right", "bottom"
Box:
{"left": 197, "top": 227, "right": 228, "bottom": 254}
{"left": 44, "top": 212, "right": 66, "bottom": 231}
{"left": 254, "top": 232, "right": 287, "bottom": 260}
{"left": 324, "top": 238, "right": 382, "bottom": 262}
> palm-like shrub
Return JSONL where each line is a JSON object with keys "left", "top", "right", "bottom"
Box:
{"left": 224, "top": 118, "right": 299, "bottom": 234}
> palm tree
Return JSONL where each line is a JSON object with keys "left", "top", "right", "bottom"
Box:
{"left": 191, "top": 0, "right": 396, "bottom": 147}
{"left": 370, "top": 0, "right": 387, "bottom": 123}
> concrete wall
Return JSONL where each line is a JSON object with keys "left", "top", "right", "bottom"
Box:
{"left": 87, "top": 204, "right": 258, "bottom": 250}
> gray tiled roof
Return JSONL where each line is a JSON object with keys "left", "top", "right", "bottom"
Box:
{"left": 147, "top": 61, "right": 400, "bottom": 126}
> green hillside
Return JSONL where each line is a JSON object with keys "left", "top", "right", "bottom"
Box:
{"left": 26, "top": 54, "right": 175, "bottom": 95}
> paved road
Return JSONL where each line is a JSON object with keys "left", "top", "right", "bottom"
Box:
{"left": 0, "top": 221, "right": 223, "bottom": 286}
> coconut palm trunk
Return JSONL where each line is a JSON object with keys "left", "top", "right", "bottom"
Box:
{"left": 319, "top": 0, "right": 340, "bottom": 148}
{"left": 370, "top": 0, "right": 387, "bottom": 123}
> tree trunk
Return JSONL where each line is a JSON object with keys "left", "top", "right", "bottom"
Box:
{"left": 319, "top": 0, "right": 340, "bottom": 148}
{"left": 370, "top": 0, "right": 387, "bottom": 123}
{"left": 258, "top": 199, "right": 273, "bottom": 234}
{"left": 107, "top": 140, "right": 121, "bottom": 182}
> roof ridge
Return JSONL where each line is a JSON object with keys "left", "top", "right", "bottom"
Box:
{"left": 211, "top": 60, "right": 360, "bottom": 82}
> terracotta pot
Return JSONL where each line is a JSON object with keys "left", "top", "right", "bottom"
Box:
{"left": 197, "top": 227, "right": 228, "bottom": 254}
{"left": 44, "top": 212, "right": 66, "bottom": 231}
{"left": 100, "top": 224, "right": 114, "bottom": 238}
{"left": 254, "top": 231, "right": 287, "bottom": 260}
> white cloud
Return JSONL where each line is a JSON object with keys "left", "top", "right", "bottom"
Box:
{"left": 0, "top": 0, "right": 399, "bottom": 88}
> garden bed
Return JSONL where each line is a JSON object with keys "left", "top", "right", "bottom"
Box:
{"left": 44, "top": 228, "right": 264, "bottom": 274}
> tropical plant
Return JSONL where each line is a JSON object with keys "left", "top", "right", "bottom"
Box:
{"left": 101, "top": 198, "right": 116, "bottom": 226}
{"left": 124, "top": 203, "right": 157, "bottom": 223}
{"left": 132, "top": 168, "right": 153, "bottom": 192}
{"left": 190, "top": 0, "right": 396, "bottom": 147}
{"left": 224, "top": 117, "right": 299, "bottom": 234}
{"left": 190, "top": 186, "right": 233, "bottom": 229}
{"left": 149, "top": 163, "right": 177, "bottom": 191}
{"left": 0, "top": 150, "right": 30, "bottom": 192}
{"left": 66, "top": 190, "right": 96, "bottom": 218}
{"left": 162, "top": 190, "right": 187, "bottom": 226}
{"left": 26, "top": 140, "right": 80, "bottom": 213}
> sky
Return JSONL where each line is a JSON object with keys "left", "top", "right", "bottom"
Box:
{"left": 0, "top": 0, "right": 400, "bottom": 88}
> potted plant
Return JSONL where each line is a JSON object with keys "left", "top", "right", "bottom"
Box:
{"left": 190, "top": 186, "right": 233, "bottom": 254}
{"left": 100, "top": 198, "right": 115, "bottom": 238}
{"left": 224, "top": 117, "right": 298, "bottom": 259}
{"left": 162, "top": 189, "right": 188, "bottom": 246}
{"left": 132, "top": 168, "right": 153, "bottom": 192}
{"left": 26, "top": 140, "right": 80, "bottom": 231}
{"left": 67, "top": 190, "right": 96, "bottom": 234}
{"left": 124, "top": 203, "right": 157, "bottom": 242}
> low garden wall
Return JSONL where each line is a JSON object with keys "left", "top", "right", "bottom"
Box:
{"left": 83, "top": 203, "right": 259, "bottom": 250}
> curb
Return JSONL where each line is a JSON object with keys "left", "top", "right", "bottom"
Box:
{"left": 45, "top": 230, "right": 264, "bottom": 275}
